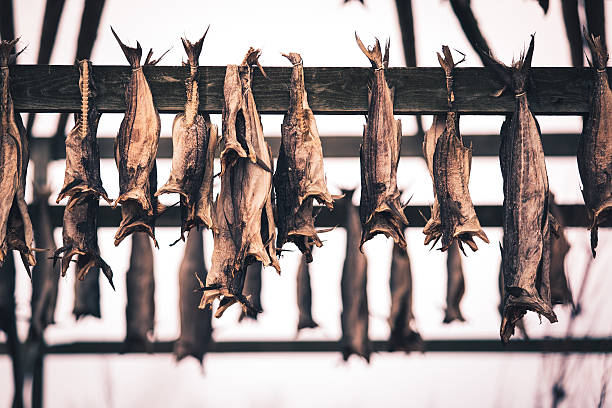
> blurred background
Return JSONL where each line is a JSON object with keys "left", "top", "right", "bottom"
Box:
{"left": 0, "top": 0, "right": 611, "bottom": 407}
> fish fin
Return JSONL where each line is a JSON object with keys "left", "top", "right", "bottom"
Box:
{"left": 147, "top": 47, "right": 171, "bottom": 66}
{"left": 355, "top": 32, "right": 384, "bottom": 69}
{"left": 110, "top": 27, "right": 142, "bottom": 68}
{"left": 181, "top": 26, "right": 209, "bottom": 67}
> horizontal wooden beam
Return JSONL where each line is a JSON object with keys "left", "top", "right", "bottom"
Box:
{"left": 37, "top": 204, "right": 606, "bottom": 228}
{"left": 1, "top": 338, "right": 610, "bottom": 354}
{"left": 10, "top": 65, "right": 608, "bottom": 115}
{"left": 33, "top": 133, "right": 579, "bottom": 158}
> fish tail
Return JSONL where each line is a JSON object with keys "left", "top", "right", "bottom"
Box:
{"left": 355, "top": 32, "right": 385, "bottom": 70}
{"left": 111, "top": 27, "right": 142, "bottom": 68}
{"left": 584, "top": 27, "right": 609, "bottom": 70}
{"left": 297, "top": 316, "right": 318, "bottom": 331}
{"left": 181, "top": 26, "right": 208, "bottom": 68}
{"left": 443, "top": 307, "right": 465, "bottom": 324}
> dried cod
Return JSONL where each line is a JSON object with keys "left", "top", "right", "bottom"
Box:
{"left": 422, "top": 115, "right": 445, "bottom": 246}
{"left": 340, "top": 190, "right": 371, "bottom": 361}
{"left": 548, "top": 192, "right": 573, "bottom": 306}
{"left": 200, "top": 48, "right": 280, "bottom": 318}
{"left": 0, "top": 39, "right": 35, "bottom": 272}
{"left": 273, "top": 52, "right": 333, "bottom": 262}
{"left": 73, "top": 266, "right": 101, "bottom": 319}
{"left": 53, "top": 59, "right": 113, "bottom": 288}
{"left": 482, "top": 35, "right": 557, "bottom": 343}
{"left": 156, "top": 29, "right": 218, "bottom": 240}
{"left": 112, "top": 28, "right": 164, "bottom": 247}
{"left": 239, "top": 262, "right": 262, "bottom": 321}
{"left": 355, "top": 34, "right": 409, "bottom": 250}
{"left": 444, "top": 242, "right": 465, "bottom": 323}
{"left": 578, "top": 31, "right": 611, "bottom": 257}
{"left": 297, "top": 254, "right": 318, "bottom": 330}
{"left": 175, "top": 228, "right": 212, "bottom": 364}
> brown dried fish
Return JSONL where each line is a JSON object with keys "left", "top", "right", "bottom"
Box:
{"left": 28, "top": 187, "right": 59, "bottom": 340}
{"left": 444, "top": 242, "right": 465, "bottom": 323}
{"left": 0, "top": 39, "right": 35, "bottom": 272}
{"left": 174, "top": 228, "right": 212, "bottom": 364}
{"left": 340, "top": 189, "right": 371, "bottom": 361}
{"left": 578, "top": 31, "right": 612, "bottom": 257}
{"left": 73, "top": 265, "right": 101, "bottom": 319}
{"left": 482, "top": 35, "right": 557, "bottom": 343}
{"left": 124, "top": 232, "right": 155, "bottom": 351}
{"left": 549, "top": 192, "right": 573, "bottom": 306}
{"left": 156, "top": 30, "right": 219, "bottom": 240}
{"left": 200, "top": 48, "right": 280, "bottom": 318}
{"left": 355, "top": 34, "right": 409, "bottom": 250}
{"left": 388, "top": 242, "right": 422, "bottom": 352}
{"left": 297, "top": 254, "right": 318, "bottom": 330}
{"left": 112, "top": 28, "right": 164, "bottom": 247}
{"left": 498, "top": 265, "right": 529, "bottom": 340}
{"left": 0, "top": 253, "right": 24, "bottom": 408}
{"left": 53, "top": 59, "right": 113, "bottom": 288}
{"left": 433, "top": 46, "right": 488, "bottom": 252}
{"left": 273, "top": 52, "right": 333, "bottom": 262}
{"left": 239, "top": 261, "right": 262, "bottom": 321}
{"left": 422, "top": 115, "right": 445, "bottom": 246}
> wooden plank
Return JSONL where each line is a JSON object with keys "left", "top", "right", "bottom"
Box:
{"left": 9, "top": 65, "right": 609, "bottom": 115}
{"left": 42, "top": 204, "right": 606, "bottom": 228}
{"left": 0, "top": 338, "right": 610, "bottom": 354}
{"left": 34, "top": 133, "right": 578, "bottom": 158}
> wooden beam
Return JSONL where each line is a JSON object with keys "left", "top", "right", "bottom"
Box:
{"left": 9, "top": 65, "right": 608, "bottom": 115}
{"left": 0, "top": 338, "right": 610, "bottom": 354}
{"left": 41, "top": 204, "right": 605, "bottom": 228}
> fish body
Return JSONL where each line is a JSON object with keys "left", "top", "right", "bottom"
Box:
{"left": 54, "top": 59, "right": 113, "bottom": 288}
{"left": 73, "top": 264, "right": 100, "bottom": 319}
{"left": 388, "top": 243, "right": 422, "bottom": 352}
{"left": 444, "top": 242, "right": 465, "bottom": 323}
{"left": 156, "top": 30, "right": 218, "bottom": 239}
{"left": 422, "top": 115, "right": 445, "bottom": 245}
{"left": 340, "top": 190, "right": 371, "bottom": 361}
{"left": 274, "top": 52, "right": 333, "bottom": 262}
{"left": 239, "top": 261, "right": 262, "bottom": 321}
{"left": 200, "top": 49, "right": 280, "bottom": 318}
{"left": 548, "top": 193, "right": 573, "bottom": 306}
{"left": 175, "top": 228, "right": 212, "bottom": 364}
{"left": 578, "top": 31, "right": 612, "bottom": 257}
{"left": 482, "top": 36, "right": 557, "bottom": 343}
{"left": 432, "top": 46, "right": 488, "bottom": 252}
{"left": 355, "top": 35, "right": 408, "bottom": 250}
{"left": 112, "top": 28, "right": 162, "bottom": 246}
{"left": 297, "top": 255, "right": 318, "bottom": 330}
{"left": 0, "top": 39, "right": 35, "bottom": 272}
{"left": 124, "top": 232, "right": 155, "bottom": 350}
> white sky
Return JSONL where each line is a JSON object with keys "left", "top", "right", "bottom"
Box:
{"left": 1, "top": 0, "right": 611, "bottom": 407}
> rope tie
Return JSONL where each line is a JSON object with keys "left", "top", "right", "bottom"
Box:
{"left": 597, "top": 69, "right": 606, "bottom": 73}
{"left": 514, "top": 91, "right": 526, "bottom": 98}
{"left": 132, "top": 67, "right": 142, "bottom": 72}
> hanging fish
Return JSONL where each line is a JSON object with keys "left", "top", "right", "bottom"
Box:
{"left": 175, "top": 228, "right": 212, "bottom": 364}
{"left": 497, "top": 264, "right": 529, "bottom": 340}
{"left": 481, "top": 35, "right": 557, "bottom": 343}
{"left": 53, "top": 59, "right": 113, "bottom": 288}
{"left": 124, "top": 232, "right": 155, "bottom": 351}
{"left": 355, "top": 34, "right": 409, "bottom": 250}
{"left": 28, "top": 187, "right": 59, "bottom": 340}
{"left": 156, "top": 29, "right": 218, "bottom": 240}
{"left": 444, "top": 242, "right": 465, "bottom": 323}
{"left": 422, "top": 115, "right": 445, "bottom": 246}
{"left": 273, "top": 52, "right": 334, "bottom": 262}
{"left": 388, "top": 242, "right": 422, "bottom": 352}
{"left": 239, "top": 262, "right": 262, "bottom": 321}
{"left": 340, "top": 189, "right": 371, "bottom": 361}
{"left": 296, "top": 254, "right": 318, "bottom": 330}
{"left": 200, "top": 48, "right": 280, "bottom": 318}
{"left": 111, "top": 28, "right": 165, "bottom": 247}
{"left": 433, "top": 46, "right": 488, "bottom": 252}
{"left": 0, "top": 39, "right": 35, "bottom": 273}
{"left": 0, "top": 253, "right": 24, "bottom": 408}
{"left": 560, "top": 0, "right": 582, "bottom": 67}
{"left": 73, "top": 265, "right": 101, "bottom": 319}
{"left": 578, "top": 30, "right": 611, "bottom": 257}
{"left": 548, "top": 192, "right": 573, "bottom": 307}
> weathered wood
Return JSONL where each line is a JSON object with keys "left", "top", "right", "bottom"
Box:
{"left": 9, "top": 65, "right": 608, "bottom": 114}
{"left": 40, "top": 204, "right": 608, "bottom": 228}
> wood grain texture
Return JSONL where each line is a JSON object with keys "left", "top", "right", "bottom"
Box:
{"left": 9, "top": 65, "right": 609, "bottom": 114}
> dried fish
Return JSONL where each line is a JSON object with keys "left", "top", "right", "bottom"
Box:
{"left": 124, "top": 232, "right": 155, "bottom": 351}
{"left": 0, "top": 39, "right": 35, "bottom": 272}
{"left": 239, "top": 262, "right": 262, "bottom": 321}
{"left": 482, "top": 35, "right": 557, "bottom": 343}
{"left": 433, "top": 46, "right": 488, "bottom": 252}
{"left": 297, "top": 255, "right": 318, "bottom": 330}
{"left": 53, "top": 59, "right": 113, "bottom": 288}
{"left": 578, "top": 31, "right": 612, "bottom": 257}
{"left": 175, "top": 228, "right": 212, "bottom": 364}
{"left": 200, "top": 48, "right": 280, "bottom": 318}
{"left": 444, "top": 242, "right": 465, "bottom": 323}
{"left": 274, "top": 52, "right": 333, "bottom": 262}
{"left": 388, "top": 243, "right": 422, "bottom": 352}
{"left": 28, "top": 187, "right": 59, "bottom": 340}
{"left": 156, "top": 30, "right": 219, "bottom": 240}
{"left": 498, "top": 265, "right": 529, "bottom": 340}
{"left": 0, "top": 253, "right": 24, "bottom": 408}
{"left": 112, "top": 28, "right": 164, "bottom": 247}
{"left": 340, "top": 190, "right": 371, "bottom": 361}
{"left": 549, "top": 192, "right": 573, "bottom": 306}
{"left": 422, "top": 115, "right": 445, "bottom": 246}
{"left": 355, "top": 34, "right": 408, "bottom": 250}
{"left": 73, "top": 265, "right": 101, "bottom": 319}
